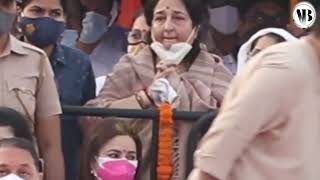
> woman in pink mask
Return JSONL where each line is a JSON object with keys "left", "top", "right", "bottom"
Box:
{"left": 79, "top": 121, "right": 142, "bottom": 180}
{"left": 84, "top": 0, "right": 233, "bottom": 179}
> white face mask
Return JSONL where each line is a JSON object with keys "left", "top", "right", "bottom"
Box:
{"left": 150, "top": 27, "right": 198, "bottom": 64}
{"left": 208, "top": 5, "right": 239, "bottom": 35}
{"left": 150, "top": 42, "right": 192, "bottom": 64}
{"left": 97, "top": 157, "right": 138, "bottom": 168}
{"left": 0, "top": 174, "right": 24, "bottom": 180}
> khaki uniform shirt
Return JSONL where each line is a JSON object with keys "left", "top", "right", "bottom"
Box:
{"left": 0, "top": 35, "right": 61, "bottom": 132}
{"left": 190, "top": 38, "right": 320, "bottom": 180}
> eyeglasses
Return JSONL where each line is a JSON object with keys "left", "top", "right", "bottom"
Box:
{"left": 127, "top": 29, "right": 150, "bottom": 45}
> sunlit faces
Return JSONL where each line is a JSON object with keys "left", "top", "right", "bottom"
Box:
{"left": 21, "top": 0, "right": 64, "bottom": 21}
{"left": 151, "top": 0, "right": 193, "bottom": 49}
{"left": 0, "top": 147, "right": 41, "bottom": 180}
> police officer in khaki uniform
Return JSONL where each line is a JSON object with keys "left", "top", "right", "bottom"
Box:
{"left": 0, "top": 0, "right": 65, "bottom": 180}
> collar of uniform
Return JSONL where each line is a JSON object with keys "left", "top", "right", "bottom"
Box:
{"left": 9, "top": 35, "right": 29, "bottom": 55}
{"left": 50, "top": 43, "right": 67, "bottom": 65}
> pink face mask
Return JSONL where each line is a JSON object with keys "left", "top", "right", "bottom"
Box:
{"left": 94, "top": 157, "right": 138, "bottom": 180}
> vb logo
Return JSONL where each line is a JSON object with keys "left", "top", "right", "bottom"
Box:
{"left": 293, "top": 1, "right": 316, "bottom": 29}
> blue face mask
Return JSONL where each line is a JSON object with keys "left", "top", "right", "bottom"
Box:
{"left": 19, "top": 17, "right": 65, "bottom": 48}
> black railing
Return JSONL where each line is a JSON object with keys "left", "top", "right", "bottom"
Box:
{"left": 62, "top": 105, "right": 217, "bottom": 180}
{"left": 62, "top": 105, "right": 215, "bottom": 120}
{"left": 185, "top": 112, "right": 216, "bottom": 178}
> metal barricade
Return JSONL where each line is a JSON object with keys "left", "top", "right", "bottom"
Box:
{"left": 185, "top": 112, "right": 217, "bottom": 178}
{"left": 62, "top": 105, "right": 217, "bottom": 180}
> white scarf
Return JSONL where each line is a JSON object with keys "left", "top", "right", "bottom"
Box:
{"left": 237, "top": 28, "right": 298, "bottom": 73}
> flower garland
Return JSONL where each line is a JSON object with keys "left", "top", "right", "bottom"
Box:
{"left": 157, "top": 103, "right": 174, "bottom": 180}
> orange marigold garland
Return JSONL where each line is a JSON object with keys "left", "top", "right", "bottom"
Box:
{"left": 157, "top": 103, "right": 174, "bottom": 180}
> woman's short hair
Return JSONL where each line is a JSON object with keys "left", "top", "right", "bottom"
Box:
{"left": 144, "top": 0, "right": 208, "bottom": 27}
{"left": 79, "top": 120, "right": 142, "bottom": 180}
{"left": 0, "top": 138, "right": 39, "bottom": 170}
{"left": 0, "top": 107, "right": 34, "bottom": 143}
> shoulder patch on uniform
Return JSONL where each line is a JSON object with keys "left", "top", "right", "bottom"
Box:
{"left": 20, "top": 41, "right": 46, "bottom": 55}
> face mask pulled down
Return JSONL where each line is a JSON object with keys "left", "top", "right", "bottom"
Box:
{"left": 150, "top": 27, "right": 198, "bottom": 65}
{"left": 19, "top": 17, "right": 65, "bottom": 48}
{"left": 0, "top": 174, "right": 24, "bottom": 180}
{"left": 93, "top": 157, "right": 138, "bottom": 180}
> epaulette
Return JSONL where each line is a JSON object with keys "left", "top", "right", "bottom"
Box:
{"left": 19, "top": 41, "right": 46, "bottom": 56}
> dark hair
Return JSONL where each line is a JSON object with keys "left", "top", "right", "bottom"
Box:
{"left": 144, "top": 0, "right": 208, "bottom": 27}
{"left": 20, "top": 0, "right": 66, "bottom": 12}
{"left": 79, "top": 121, "right": 142, "bottom": 180}
{"left": 0, "top": 107, "right": 34, "bottom": 143}
{"left": 133, "top": 8, "right": 145, "bottom": 23}
{"left": 250, "top": 32, "right": 286, "bottom": 51}
{"left": 0, "top": 138, "right": 39, "bottom": 170}
{"left": 238, "top": 0, "right": 289, "bottom": 20}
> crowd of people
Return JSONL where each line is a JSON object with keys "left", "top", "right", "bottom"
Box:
{"left": 0, "top": 0, "right": 319, "bottom": 179}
